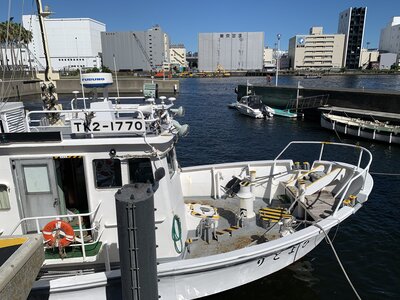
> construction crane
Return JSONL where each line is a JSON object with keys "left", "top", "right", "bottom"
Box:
{"left": 132, "top": 33, "right": 153, "bottom": 70}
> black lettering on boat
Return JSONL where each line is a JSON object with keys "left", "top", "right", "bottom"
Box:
{"left": 257, "top": 257, "right": 265, "bottom": 267}
{"left": 288, "top": 245, "right": 297, "bottom": 255}
{"left": 74, "top": 122, "right": 81, "bottom": 132}
{"left": 116, "top": 121, "right": 123, "bottom": 131}
{"left": 126, "top": 121, "right": 133, "bottom": 130}
{"left": 92, "top": 122, "right": 100, "bottom": 131}
{"left": 135, "top": 121, "right": 143, "bottom": 131}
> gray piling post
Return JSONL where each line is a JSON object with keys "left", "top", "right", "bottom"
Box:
{"left": 115, "top": 183, "right": 158, "bottom": 300}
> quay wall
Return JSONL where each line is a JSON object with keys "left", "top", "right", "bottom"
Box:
{"left": 1, "top": 78, "right": 179, "bottom": 99}
{"left": 237, "top": 85, "right": 400, "bottom": 114}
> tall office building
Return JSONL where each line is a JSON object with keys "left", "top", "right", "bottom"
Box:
{"left": 338, "top": 7, "right": 367, "bottom": 69}
{"left": 198, "top": 32, "right": 264, "bottom": 71}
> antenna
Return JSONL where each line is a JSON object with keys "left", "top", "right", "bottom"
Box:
{"left": 113, "top": 54, "right": 120, "bottom": 99}
{"left": 75, "top": 37, "right": 86, "bottom": 109}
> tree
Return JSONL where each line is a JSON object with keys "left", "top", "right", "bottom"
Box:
{"left": 0, "top": 20, "right": 33, "bottom": 71}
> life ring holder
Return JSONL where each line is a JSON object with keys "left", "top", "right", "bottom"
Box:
{"left": 42, "top": 220, "right": 75, "bottom": 248}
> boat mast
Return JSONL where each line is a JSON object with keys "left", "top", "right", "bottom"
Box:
{"left": 35, "top": 0, "right": 60, "bottom": 122}
{"left": 35, "top": 0, "right": 55, "bottom": 82}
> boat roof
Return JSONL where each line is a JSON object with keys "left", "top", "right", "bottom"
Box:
{"left": 0, "top": 96, "right": 185, "bottom": 152}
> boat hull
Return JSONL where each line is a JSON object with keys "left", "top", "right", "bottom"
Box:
{"left": 236, "top": 104, "right": 265, "bottom": 118}
{"left": 30, "top": 231, "right": 326, "bottom": 300}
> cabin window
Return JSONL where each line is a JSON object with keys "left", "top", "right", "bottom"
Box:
{"left": 93, "top": 159, "right": 122, "bottom": 188}
{"left": 0, "top": 184, "right": 10, "bottom": 210}
{"left": 23, "top": 165, "right": 51, "bottom": 193}
{"left": 128, "top": 158, "right": 154, "bottom": 184}
{"left": 166, "top": 150, "right": 177, "bottom": 177}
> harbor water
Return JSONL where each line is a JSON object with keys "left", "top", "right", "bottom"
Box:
{"left": 22, "top": 75, "right": 400, "bottom": 299}
{"left": 174, "top": 76, "right": 400, "bottom": 300}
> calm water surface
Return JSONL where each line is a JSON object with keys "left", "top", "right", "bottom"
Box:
{"left": 174, "top": 76, "right": 400, "bottom": 300}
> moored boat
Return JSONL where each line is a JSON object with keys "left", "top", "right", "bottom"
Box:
{"left": 0, "top": 79, "right": 374, "bottom": 297}
{"left": 321, "top": 113, "right": 400, "bottom": 144}
{"left": 235, "top": 95, "right": 274, "bottom": 119}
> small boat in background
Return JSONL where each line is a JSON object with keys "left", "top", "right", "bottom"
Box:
{"left": 235, "top": 95, "right": 274, "bottom": 119}
{"left": 271, "top": 108, "right": 298, "bottom": 118}
{"left": 321, "top": 113, "right": 400, "bottom": 144}
{"left": 304, "top": 74, "right": 322, "bottom": 79}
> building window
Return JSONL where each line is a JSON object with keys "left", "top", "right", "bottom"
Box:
{"left": 93, "top": 159, "right": 122, "bottom": 188}
{"left": 226, "top": 34, "right": 230, "bottom": 38}
{"left": 232, "top": 34, "right": 236, "bottom": 38}
{"left": 220, "top": 34, "right": 223, "bottom": 38}
{"left": 238, "top": 34, "right": 242, "bottom": 38}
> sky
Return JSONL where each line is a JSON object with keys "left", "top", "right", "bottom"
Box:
{"left": 1, "top": 0, "right": 400, "bottom": 52}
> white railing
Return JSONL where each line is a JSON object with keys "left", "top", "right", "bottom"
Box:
{"left": 70, "top": 96, "right": 147, "bottom": 110}
{"left": 275, "top": 141, "right": 373, "bottom": 216}
{"left": 9, "top": 201, "right": 103, "bottom": 262}
{"left": 24, "top": 108, "right": 172, "bottom": 138}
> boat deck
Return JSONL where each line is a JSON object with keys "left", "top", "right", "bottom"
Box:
{"left": 303, "top": 191, "right": 338, "bottom": 221}
{"left": 183, "top": 198, "right": 289, "bottom": 259}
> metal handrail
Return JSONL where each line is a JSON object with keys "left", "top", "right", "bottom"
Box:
{"left": 274, "top": 141, "right": 372, "bottom": 170}
{"left": 9, "top": 201, "right": 102, "bottom": 261}
{"left": 275, "top": 141, "right": 372, "bottom": 217}
{"left": 70, "top": 96, "right": 146, "bottom": 110}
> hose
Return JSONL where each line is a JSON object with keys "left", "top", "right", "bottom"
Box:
{"left": 172, "top": 215, "right": 183, "bottom": 254}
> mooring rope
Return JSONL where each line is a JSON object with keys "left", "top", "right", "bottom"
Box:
{"left": 313, "top": 223, "right": 362, "bottom": 300}
{"left": 370, "top": 172, "right": 400, "bottom": 176}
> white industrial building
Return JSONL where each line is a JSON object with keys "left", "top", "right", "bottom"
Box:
{"left": 101, "top": 26, "right": 170, "bottom": 72}
{"left": 170, "top": 44, "right": 188, "bottom": 70}
{"left": 22, "top": 15, "right": 105, "bottom": 71}
{"left": 198, "top": 32, "right": 264, "bottom": 71}
{"left": 379, "top": 17, "right": 400, "bottom": 68}
{"left": 288, "top": 27, "right": 345, "bottom": 70}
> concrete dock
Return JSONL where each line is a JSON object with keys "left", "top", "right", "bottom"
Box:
{"left": 1, "top": 77, "right": 180, "bottom": 99}
{"left": 0, "top": 234, "right": 44, "bottom": 300}
{"left": 237, "top": 84, "right": 400, "bottom": 114}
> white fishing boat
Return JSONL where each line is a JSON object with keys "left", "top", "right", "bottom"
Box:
{"left": 0, "top": 2, "right": 374, "bottom": 299}
{"left": 0, "top": 76, "right": 374, "bottom": 298}
{"left": 321, "top": 113, "right": 400, "bottom": 144}
{"left": 235, "top": 95, "right": 274, "bottom": 119}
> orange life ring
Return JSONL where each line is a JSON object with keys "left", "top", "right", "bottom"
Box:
{"left": 42, "top": 220, "right": 75, "bottom": 247}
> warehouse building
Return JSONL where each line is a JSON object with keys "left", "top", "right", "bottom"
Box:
{"left": 288, "top": 27, "right": 345, "bottom": 70}
{"left": 198, "top": 32, "right": 264, "bottom": 71}
{"left": 379, "top": 17, "right": 400, "bottom": 68}
{"left": 101, "top": 25, "right": 169, "bottom": 72}
{"left": 22, "top": 15, "right": 105, "bottom": 71}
